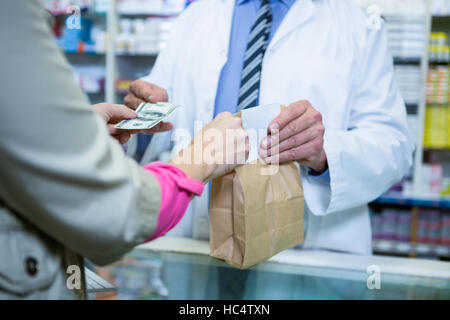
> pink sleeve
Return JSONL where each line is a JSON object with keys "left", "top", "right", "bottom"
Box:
{"left": 142, "top": 162, "right": 204, "bottom": 242}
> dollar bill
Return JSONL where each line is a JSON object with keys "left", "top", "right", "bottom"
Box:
{"left": 115, "top": 102, "right": 180, "bottom": 130}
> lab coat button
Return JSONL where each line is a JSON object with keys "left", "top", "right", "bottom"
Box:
{"left": 24, "top": 257, "right": 39, "bottom": 276}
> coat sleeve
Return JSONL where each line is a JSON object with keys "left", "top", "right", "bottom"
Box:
{"left": 302, "top": 19, "right": 414, "bottom": 216}
{"left": 0, "top": 0, "right": 161, "bottom": 265}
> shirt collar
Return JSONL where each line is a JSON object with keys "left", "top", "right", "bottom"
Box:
{"left": 237, "top": 0, "right": 296, "bottom": 8}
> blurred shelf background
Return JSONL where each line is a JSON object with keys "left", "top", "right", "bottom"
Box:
{"left": 354, "top": 0, "right": 450, "bottom": 260}
{"left": 43, "top": 0, "right": 187, "bottom": 103}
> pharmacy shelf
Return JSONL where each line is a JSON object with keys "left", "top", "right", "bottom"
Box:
{"left": 44, "top": 1, "right": 108, "bottom": 103}
{"left": 429, "top": 61, "right": 450, "bottom": 65}
{"left": 373, "top": 239, "right": 450, "bottom": 257}
{"left": 52, "top": 11, "right": 106, "bottom": 17}
{"left": 118, "top": 11, "right": 181, "bottom": 17}
{"left": 357, "top": 1, "right": 449, "bottom": 210}
{"left": 423, "top": 147, "right": 450, "bottom": 152}
{"left": 371, "top": 193, "right": 450, "bottom": 209}
{"left": 115, "top": 52, "right": 159, "bottom": 56}
{"left": 394, "top": 57, "right": 423, "bottom": 65}
{"left": 64, "top": 51, "right": 105, "bottom": 55}
{"left": 105, "top": 1, "right": 185, "bottom": 103}
{"left": 383, "top": 14, "right": 426, "bottom": 23}
{"left": 424, "top": 149, "right": 450, "bottom": 153}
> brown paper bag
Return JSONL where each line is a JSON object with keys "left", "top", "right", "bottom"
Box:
{"left": 209, "top": 158, "right": 304, "bottom": 269}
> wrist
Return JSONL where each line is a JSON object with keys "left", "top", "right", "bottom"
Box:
{"left": 169, "top": 158, "right": 210, "bottom": 183}
{"left": 310, "top": 150, "right": 328, "bottom": 174}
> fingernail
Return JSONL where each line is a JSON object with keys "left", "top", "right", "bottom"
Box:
{"left": 270, "top": 123, "right": 279, "bottom": 131}
{"left": 148, "top": 95, "right": 152, "bottom": 102}
{"left": 264, "top": 156, "right": 271, "bottom": 164}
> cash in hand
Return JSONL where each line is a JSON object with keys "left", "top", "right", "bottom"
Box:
{"left": 115, "top": 102, "right": 180, "bottom": 130}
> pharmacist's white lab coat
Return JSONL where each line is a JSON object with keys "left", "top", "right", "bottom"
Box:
{"left": 127, "top": 0, "right": 414, "bottom": 255}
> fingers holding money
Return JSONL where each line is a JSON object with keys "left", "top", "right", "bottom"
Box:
{"left": 117, "top": 121, "right": 174, "bottom": 134}
{"left": 130, "top": 81, "right": 168, "bottom": 103}
{"left": 92, "top": 103, "right": 137, "bottom": 123}
{"left": 139, "top": 121, "right": 174, "bottom": 133}
{"left": 107, "top": 104, "right": 138, "bottom": 124}
{"left": 93, "top": 102, "right": 146, "bottom": 145}
{"left": 95, "top": 100, "right": 178, "bottom": 144}
{"left": 124, "top": 80, "right": 168, "bottom": 110}
{"left": 108, "top": 125, "right": 132, "bottom": 144}
{"left": 115, "top": 102, "right": 179, "bottom": 131}
{"left": 107, "top": 122, "right": 172, "bottom": 145}
{"left": 123, "top": 94, "right": 145, "bottom": 110}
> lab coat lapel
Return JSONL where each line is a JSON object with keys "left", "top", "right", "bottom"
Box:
{"left": 268, "top": 0, "right": 315, "bottom": 50}
{"left": 194, "top": 0, "right": 234, "bottom": 123}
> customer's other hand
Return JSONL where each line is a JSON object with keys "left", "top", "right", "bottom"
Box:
{"left": 170, "top": 112, "right": 249, "bottom": 183}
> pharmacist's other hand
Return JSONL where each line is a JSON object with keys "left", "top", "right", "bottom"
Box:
{"left": 259, "top": 100, "right": 328, "bottom": 173}
{"left": 169, "top": 112, "right": 249, "bottom": 183}
{"left": 124, "top": 79, "right": 169, "bottom": 110}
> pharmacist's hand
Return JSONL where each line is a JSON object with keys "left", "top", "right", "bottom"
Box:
{"left": 259, "top": 100, "right": 328, "bottom": 173}
{"left": 169, "top": 112, "right": 249, "bottom": 183}
{"left": 124, "top": 79, "right": 168, "bottom": 110}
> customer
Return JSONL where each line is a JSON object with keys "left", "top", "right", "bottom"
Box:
{"left": 0, "top": 0, "right": 248, "bottom": 299}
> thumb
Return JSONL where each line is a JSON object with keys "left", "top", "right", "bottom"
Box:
{"left": 108, "top": 104, "right": 137, "bottom": 123}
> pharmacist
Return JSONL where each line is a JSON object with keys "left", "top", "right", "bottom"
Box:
{"left": 125, "top": 0, "right": 414, "bottom": 254}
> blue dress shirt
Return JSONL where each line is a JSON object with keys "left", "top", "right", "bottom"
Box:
{"left": 214, "top": 0, "right": 296, "bottom": 116}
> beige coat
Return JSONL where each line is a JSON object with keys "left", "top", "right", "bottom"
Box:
{"left": 0, "top": 0, "right": 161, "bottom": 299}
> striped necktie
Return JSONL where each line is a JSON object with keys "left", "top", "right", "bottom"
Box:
{"left": 237, "top": 0, "right": 272, "bottom": 112}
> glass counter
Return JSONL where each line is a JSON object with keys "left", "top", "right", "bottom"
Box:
{"left": 93, "top": 247, "right": 450, "bottom": 300}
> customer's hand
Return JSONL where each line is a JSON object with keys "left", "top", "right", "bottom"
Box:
{"left": 124, "top": 80, "right": 168, "bottom": 110}
{"left": 92, "top": 102, "right": 173, "bottom": 144}
{"left": 170, "top": 112, "right": 249, "bottom": 183}
{"left": 93, "top": 103, "right": 137, "bottom": 144}
{"left": 259, "top": 100, "right": 328, "bottom": 173}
